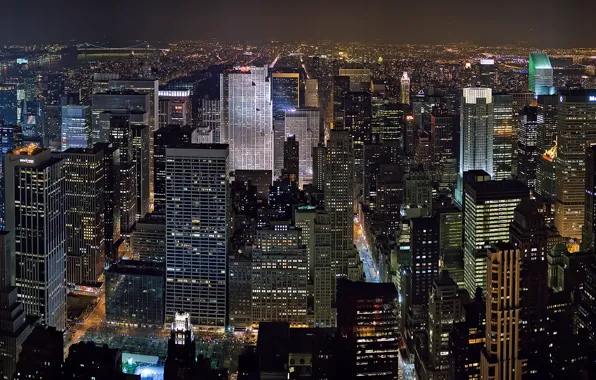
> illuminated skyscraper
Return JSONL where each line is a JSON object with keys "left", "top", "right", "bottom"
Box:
{"left": 331, "top": 76, "right": 350, "bottom": 130}
{"left": 0, "top": 124, "right": 19, "bottom": 230}
{"left": 131, "top": 125, "right": 150, "bottom": 220}
{"left": 165, "top": 145, "right": 228, "bottom": 326}
{"left": 555, "top": 91, "right": 596, "bottom": 240}
{"left": 284, "top": 109, "right": 319, "bottom": 187}
{"left": 271, "top": 72, "right": 300, "bottom": 176}
{"left": 460, "top": 88, "right": 494, "bottom": 176}
{"left": 61, "top": 105, "right": 90, "bottom": 151}
{"left": 492, "top": 93, "right": 514, "bottom": 180}
{"left": 108, "top": 79, "right": 159, "bottom": 132}
{"left": 220, "top": 66, "right": 273, "bottom": 172}
{"left": 431, "top": 110, "right": 457, "bottom": 189}
{"left": 401, "top": 72, "right": 411, "bottom": 105}
{"left": 583, "top": 145, "right": 596, "bottom": 253}
{"left": 528, "top": 52, "right": 554, "bottom": 95}
{"left": 20, "top": 100, "right": 43, "bottom": 146}
{"left": 480, "top": 244, "right": 526, "bottom": 380}
{"left": 91, "top": 91, "right": 149, "bottom": 144}
{"left": 480, "top": 59, "right": 495, "bottom": 88}
{"left": 305, "top": 78, "right": 319, "bottom": 108}
{"left": 157, "top": 90, "right": 190, "bottom": 130}
{"left": 251, "top": 224, "right": 308, "bottom": 327}
{"left": 201, "top": 99, "right": 221, "bottom": 143}
{"left": 339, "top": 68, "right": 371, "bottom": 92}
{"left": 517, "top": 106, "right": 539, "bottom": 190}
{"left": 463, "top": 180, "right": 529, "bottom": 295}
{"left": 62, "top": 147, "right": 105, "bottom": 285}
{"left": 0, "top": 85, "right": 17, "bottom": 125}
{"left": 536, "top": 95, "right": 558, "bottom": 198}
{"left": 5, "top": 146, "right": 66, "bottom": 330}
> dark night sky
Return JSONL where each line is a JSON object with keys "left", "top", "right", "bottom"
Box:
{"left": 0, "top": 0, "right": 592, "bottom": 47}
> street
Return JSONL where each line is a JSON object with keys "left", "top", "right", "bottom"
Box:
{"left": 354, "top": 218, "right": 380, "bottom": 283}
{"left": 64, "top": 293, "right": 106, "bottom": 357}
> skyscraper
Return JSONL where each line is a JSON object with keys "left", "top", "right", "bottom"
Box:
{"left": 324, "top": 130, "right": 356, "bottom": 284}
{"left": 401, "top": 72, "right": 411, "bottom": 105}
{"left": 305, "top": 79, "right": 319, "bottom": 108}
{"left": 271, "top": 72, "right": 300, "bottom": 176}
{"left": 480, "top": 59, "right": 495, "bottom": 88}
{"left": 108, "top": 79, "right": 159, "bottom": 131}
{"left": 62, "top": 147, "right": 105, "bottom": 285}
{"left": 528, "top": 52, "right": 554, "bottom": 95}
{"left": 131, "top": 125, "right": 150, "bottom": 220}
{"left": 463, "top": 180, "right": 529, "bottom": 294}
{"left": 583, "top": 145, "right": 596, "bottom": 253}
{"left": 492, "top": 93, "right": 514, "bottom": 180}
{"left": 200, "top": 99, "right": 221, "bottom": 143}
{"left": 517, "top": 106, "right": 539, "bottom": 189}
{"left": 460, "top": 88, "right": 494, "bottom": 177}
{"left": 165, "top": 145, "right": 228, "bottom": 326}
{"left": 0, "top": 85, "right": 17, "bottom": 125}
{"left": 331, "top": 76, "right": 350, "bottom": 130}
{"left": 220, "top": 66, "right": 273, "bottom": 172}
{"left": 0, "top": 124, "right": 19, "bottom": 229}
{"left": 480, "top": 244, "right": 526, "bottom": 380}
{"left": 284, "top": 108, "right": 319, "bottom": 187}
{"left": 535, "top": 95, "right": 558, "bottom": 198}
{"left": 431, "top": 110, "right": 457, "bottom": 190}
{"left": 339, "top": 68, "right": 372, "bottom": 92}
{"left": 251, "top": 224, "right": 308, "bottom": 327}
{"left": 555, "top": 91, "right": 596, "bottom": 239}
{"left": 20, "top": 100, "right": 44, "bottom": 146}
{"left": 5, "top": 146, "right": 66, "bottom": 330}
{"left": 157, "top": 90, "right": 190, "bottom": 129}
{"left": 95, "top": 143, "right": 120, "bottom": 267}
{"left": 61, "top": 105, "right": 90, "bottom": 151}
{"left": 91, "top": 91, "right": 150, "bottom": 144}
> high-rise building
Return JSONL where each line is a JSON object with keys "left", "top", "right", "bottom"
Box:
{"left": 153, "top": 125, "right": 197, "bottom": 213}
{"left": 91, "top": 91, "right": 150, "bottom": 144}
{"left": 401, "top": 72, "right": 411, "bottom": 105}
{"left": 158, "top": 90, "right": 190, "bottom": 129}
{"left": 131, "top": 125, "right": 150, "bottom": 220}
{"left": 376, "top": 164, "right": 404, "bottom": 236}
{"left": 344, "top": 91, "right": 372, "bottom": 186}
{"left": 165, "top": 145, "right": 228, "bottom": 326}
{"left": 131, "top": 214, "right": 165, "bottom": 262}
{"left": 0, "top": 231, "right": 33, "bottom": 380}
{"left": 492, "top": 93, "right": 514, "bottom": 180}
{"left": 362, "top": 140, "right": 401, "bottom": 207}
{"left": 312, "top": 143, "right": 326, "bottom": 192}
{"left": 427, "top": 271, "right": 462, "bottom": 377}
{"left": 331, "top": 76, "right": 350, "bottom": 130}
{"left": 0, "top": 124, "right": 19, "bottom": 229}
{"left": 555, "top": 91, "right": 596, "bottom": 239}
{"left": 339, "top": 68, "right": 372, "bottom": 92}
{"left": 431, "top": 110, "right": 457, "bottom": 190}
{"left": 305, "top": 79, "right": 319, "bottom": 108}
{"left": 404, "top": 217, "right": 440, "bottom": 345}
{"left": 108, "top": 115, "right": 137, "bottom": 235}
{"left": 164, "top": 312, "right": 196, "bottom": 379}
{"left": 583, "top": 145, "right": 596, "bottom": 253}
{"left": 480, "top": 59, "right": 495, "bottom": 88}
{"left": 95, "top": 143, "right": 120, "bottom": 266}
{"left": 436, "top": 206, "right": 464, "bottom": 288}
{"left": 324, "top": 130, "right": 355, "bottom": 284}
{"left": 535, "top": 95, "right": 558, "bottom": 198}
{"left": 201, "top": 98, "right": 221, "bottom": 143}
{"left": 404, "top": 166, "right": 432, "bottom": 210}
{"left": 460, "top": 88, "right": 494, "bottom": 177}
{"left": 283, "top": 135, "right": 299, "bottom": 184}
{"left": 12, "top": 326, "right": 63, "bottom": 380}
{"left": 528, "top": 52, "right": 554, "bottom": 95}
{"left": 228, "top": 252, "right": 252, "bottom": 329}
{"left": 0, "top": 85, "right": 17, "bottom": 125}
{"left": 20, "top": 100, "right": 44, "bottom": 146}
{"left": 376, "top": 102, "right": 404, "bottom": 142}
{"left": 62, "top": 147, "right": 105, "bottom": 285}
{"left": 220, "top": 66, "right": 273, "bottom": 172}
{"left": 5, "top": 146, "right": 66, "bottom": 330}
{"left": 63, "top": 341, "right": 126, "bottom": 380}
{"left": 336, "top": 280, "right": 399, "bottom": 380}
{"left": 251, "top": 224, "right": 308, "bottom": 327}
{"left": 517, "top": 106, "right": 539, "bottom": 189}
{"left": 480, "top": 244, "right": 526, "bottom": 380}
{"left": 108, "top": 79, "right": 159, "bottom": 130}
{"left": 576, "top": 264, "right": 596, "bottom": 350}
{"left": 284, "top": 108, "right": 319, "bottom": 187}
{"left": 105, "top": 260, "right": 165, "bottom": 327}
{"left": 271, "top": 72, "right": 300, "bottom": 176}
{"left": 61, "top": 105, "right": 90, "bottom": 151}
{"left": 463, "top": 180, "right": 529, "bottom": 295}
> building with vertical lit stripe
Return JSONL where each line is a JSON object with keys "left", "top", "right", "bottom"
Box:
{"left": 517, "top": 106, "right": 539, "bottom": 190}
{"left": 481, "top": 243, "right": 526, "bottom": 380}
{"left": 165, "top": 145, "right": 228, "bottom": 327}
{"left": 5, "top": 146, "right": 66, "bottom": 330}
{"left": 62, "top": 147, "right": 105, "bottom": 285}
{"left": 220, "top": 66, "right": 273, "bottom": 173}
{"left": 463, "top": 180, "right": 528, "bottom": 295}
{"left": 132, "top": 125, "right": 150, "bottom": 220}
{"left": 284, "top": 108, "right": 319, "bottom": 187}
{"left": 536, "top": 95, "right": 558, "bottom": 198}
{"left": 61, "top": 105, "right": 90, "bottom": 151}
{"left": 492, "top": 93, "right": 514, "bottom": 180}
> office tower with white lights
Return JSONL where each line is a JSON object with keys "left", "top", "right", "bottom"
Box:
{"left": 165, "top": 145, "right": 228, "bottom": 327}
{"left": 492, "top": 93, "right": 514, "bottom": 180}
{"left": 61, "top": 105, "right": 90, "bottom": 151}
{"left": 284, "top": 108, "right": 319, "bottom": 187}
{"left": 201, "top": 99, "right": 221, "bottom": 143}
{"left": 62, "top": 146, "right": 105, "bottom": 285}
{"left": 463, "top": 180, "right": 529, "bottom": 295}
{"left": 528, "top": 52, "right": 554, "bottom": 95}
{"left": 517, "top": 106, "right": 539, "bottom": 189}
{"left": 220, "top": 66, "right": 273, "bottom": 172}
{"left": 555, "top": 91, "right": 596, "bottom": 240}
{"left": 401, "top": 72, "right": 411, "bottom": 105}
{"left": 251, "top": 224, "right": 308, "bottom": 327}
{"left": 271, "top": 72, "right": 300, "bottom": 176}
{"left": 5, "top": 146, "right": 66, "bottom": 330}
